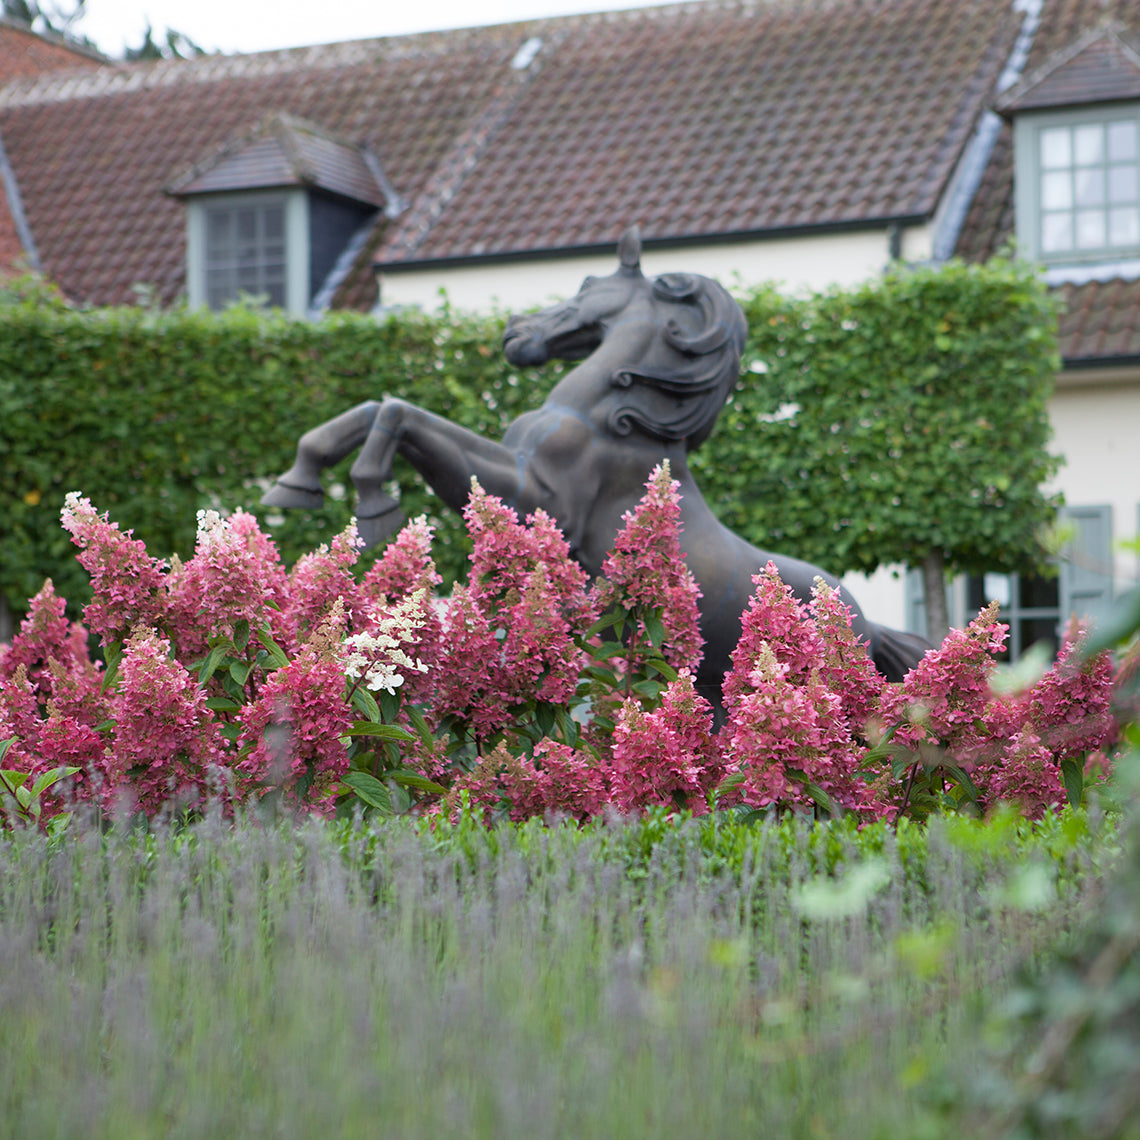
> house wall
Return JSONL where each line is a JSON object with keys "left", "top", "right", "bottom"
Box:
{"left": 378, "top": 225, "right": 932, "bottom": 313}
{"left": 1049, "top": 370, "right": 1140, "bottom": 593}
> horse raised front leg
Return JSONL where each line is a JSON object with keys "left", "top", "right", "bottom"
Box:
{"left": 349, "top": 401, "right": 407, "bottom": 547}
{"left": 263, "top": 401, "right": 381, "bottom": 510}
{"left": 350, "top": 396, "right": 526, "bottom": 548}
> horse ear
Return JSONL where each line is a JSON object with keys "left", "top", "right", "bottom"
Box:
{"left": 618, "top": 225, "right": 643, "bottom": 277}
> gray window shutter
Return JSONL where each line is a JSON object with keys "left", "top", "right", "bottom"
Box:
{"left": 1059, "top": 504, "right": 1114, "bottom": 631}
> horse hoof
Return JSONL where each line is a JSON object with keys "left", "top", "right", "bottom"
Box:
{"left": 261, "top": 479, "right": 325, "bottom": 510}
{"left": 357, "top": 507, "right": 406, "bottom": 548}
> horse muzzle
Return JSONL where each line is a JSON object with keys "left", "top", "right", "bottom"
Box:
{"left": 502, "top": 323, "right": 551, "bottom": 367}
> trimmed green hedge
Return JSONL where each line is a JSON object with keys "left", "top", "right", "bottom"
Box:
{"left": 0, "top": 295, "right": 566, "bottom": 617}
{"left": 0, "top": 258, "right": 1060, "bottom": 625}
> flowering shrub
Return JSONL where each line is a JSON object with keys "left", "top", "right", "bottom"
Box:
{"left": 0, "top": 463, "right": 1123, "bottom": 831}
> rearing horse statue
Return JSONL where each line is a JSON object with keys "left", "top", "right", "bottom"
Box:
{"left": 264, "top": 228, "right": 927, "bottom": 696}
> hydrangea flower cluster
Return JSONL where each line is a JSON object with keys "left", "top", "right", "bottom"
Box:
{"left": 429, "top": 484, "right": 598, "bottom": 743}
{"left": 594, "top": 461, "right": 704, "bottom": 674}
{"left": 0, "top": 478, "right": 1125, "bottom": 829}
{"left": 59, "top": 492, "right": 168, "bottom": 642}
{"left": 106, "top": 626, "right": 225, "bottom": 816}
{"left": 343, "top": 590, "right": 430, "bottom": 695}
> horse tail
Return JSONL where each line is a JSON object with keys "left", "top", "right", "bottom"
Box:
{"left": 866, "top": 622, "right": 931, "bottom": 683}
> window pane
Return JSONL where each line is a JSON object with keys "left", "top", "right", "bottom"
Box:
{"left": 1075, "top": 167, "right": 1105, "bottom": 206}
{"left": 1042, "top": 170, "right": 1072, "bottom": 209}
{"left": 1077, "top": 209, "right": 1106, "bottom": 247}
{"left": 1042, "top": 211, "right": 1073, "bottom": 251}
{"left": 1019, "top": 619, "right": 1058, "bottom": 659}
{"left": 1109, "top": 164, "right": 1138, "bottom": 203}
{"left": 264, "top": 206, "right": 285, "bottom": 240}
{"left": 1075, "top": 124, "right": 1104, "bottom": 165}
{"left": 1109, "top": 206, "right": 1140, "bottom": 245}
{"left": 1018, "top": 574, "right": 1059, "bottom": 609}
{"left": 1108, "top": 120, "right": 1137, "bottom": 162}
{"left": 201, "top": 197, "right": 290, "bottom": 309}
{"left": 206, "top": 210, "right": 231, "bottom": 252}
{"left": 236, "top": 208, "right": 257, "bottom": 243}
{"left": 1041, "top": 126, "right": 1071, "bottom": 168}
{"left": 982, "top": 573, "right": 1012, "bottom": 608}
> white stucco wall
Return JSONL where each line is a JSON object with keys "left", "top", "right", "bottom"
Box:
{"left": 1049, "top": 372, "right": 1140, "bottom": 594}
{"left": 377, "top": 226, "right": 927, "bottom": 313}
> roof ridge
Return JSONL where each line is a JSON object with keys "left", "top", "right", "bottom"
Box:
{"left": 995, "top": 19, "right": 1140, "bottom": 112}
{"left": 0, "top": 1, "right": 744, "bottom": 111}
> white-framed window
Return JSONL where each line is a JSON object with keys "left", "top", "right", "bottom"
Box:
{"left": 205, "top": 197, "right": 287, "bottom": 308}
{"left": 906, "top": 505, "right": 1114, "bottom": 659}
{"left": 1015, "top": 107, "right": 1140, "bottom": 264}
{"left": 186, "top": 190, "right": 309, "bottom": 313}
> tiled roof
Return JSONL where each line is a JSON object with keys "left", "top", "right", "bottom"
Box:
{"left": 3, "top": 0, "right": 1140, "bottom": 367}
{"left": 0, "top": 19, "right": 103, "bottom": 81}
{"left": 0, "top": 20, "right": 103, "bottom": 275}
{"left": 380, "top": 0, "right": 1021, "bottom": 265}
{"left": 996, "top": 25, "right": 1140, "bottom": 114}
{"left": 956, "top": 0, "right": 1140, "bottom": 364}
{"left": 0, "top": 25, "right": 540, "bottom": 306}
{"left": 1055, "top": 277, "right": 1140, "bottom": 360}
{"left": 0, "top": 0, "right": 1021, "bottom": 309}
{"left": 168, "top": 113, "right": 391, "bottom": 209}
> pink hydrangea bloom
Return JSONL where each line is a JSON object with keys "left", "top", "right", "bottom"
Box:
{"left": 0, "top": 580, "right": 101, "bottom": 718}
{"left": 359, "top": 518, "right": 444, "bottom": 702}
{"left": 32, "top": 712, "right": 108, "bottom": 811}
{"left": 809, "top": 577, "right": 886, "bottom": 738}
{"left": 987, "top": 729, "right": 1067, "bottom": 817}
{"left": 59, "top": 493, "right": 168, "bottom": 643}
{"left": 1014, "top": 626, "right": 1117, "bottom": 766}
{"left": 361, "top": 515, "right": 442, "bottom": 601}
{"left": 594, "top": 461, "right": 704, "bottom": 674}
{"left": 430, "top": 484, "right": 597, "bottom": 742}
{"left": 723, "top": 564, "right": 825, "bottom": 710}
{"left": 106, "top": 626, "right": 226, "bottom": 816}
{"left": 166, "top": 508, "right": 290, "bottom": 660}
{"left": 879, "top": 602, "right": 1009, "bottom": 770}
{"left": 610, "top": 670, "right": 720, "bottom": 813}
{"left": 720, "top": 642, "right": 874, "bottom": 815}
{"left": 287, "top": 519, "right": 364, "bottom": 643}
{"left": 449, "top": 739, "right": 609, "bottom": 823}
{"left": 237, "top": 609, "right": 352, "bottom": 807}
{"left": 432, "top": 584, "right": 514, "bottom": 742}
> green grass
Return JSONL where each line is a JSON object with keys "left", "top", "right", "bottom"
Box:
{"left": 0, "top": 807, "right": 1114, "bottom": 1139}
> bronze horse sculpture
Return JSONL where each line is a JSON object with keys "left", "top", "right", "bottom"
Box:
{"left": 264, "top": 228, "right": 927, "bottom": 697}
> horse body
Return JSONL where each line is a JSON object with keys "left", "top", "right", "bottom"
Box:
{"left": 264, "top": 228, "right": 927, "bottom": 690}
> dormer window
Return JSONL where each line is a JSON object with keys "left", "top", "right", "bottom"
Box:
{"left": 1001, "top": 26, "right": 1140, "bottom": 268}
{"left": 203, "top": 194, "right": 289, "bottom": 309}
{"left": 1028, "top": 109, "right": 1140, "bottom": 260}
{"left": 168, "top": 114, "right": 403, "bottom": 314}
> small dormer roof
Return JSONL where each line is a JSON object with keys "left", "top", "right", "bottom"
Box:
{"left": 996, "top": 24, "right": 1140, "bottom": 116}
{"left": 167, "top": 113, "right": 390, "bottom": 209}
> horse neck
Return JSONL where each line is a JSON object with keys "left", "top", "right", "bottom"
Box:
{"left": 546, "top": 319, "right": 660, "bottom": 405}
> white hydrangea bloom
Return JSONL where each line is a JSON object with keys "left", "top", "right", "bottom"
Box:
{"left": 343, "top": 589, "right": 430, "bottom": 694}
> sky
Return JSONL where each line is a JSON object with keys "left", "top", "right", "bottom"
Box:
{"left": 69, "top": 0, "right": 689, "bottom": 57}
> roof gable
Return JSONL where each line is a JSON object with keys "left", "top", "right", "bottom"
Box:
{"left": 997, "top": 24, "right": 1140, "bottom": 115}
{"left": 167, "top": 113, "right": 390, "bottom": 208}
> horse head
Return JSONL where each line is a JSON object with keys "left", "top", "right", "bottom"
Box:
{"left": 502, "top": 227, "right": 651, "bottom": 368}
{"left": 504, "top": 227, "right": 749, "bottom": 451}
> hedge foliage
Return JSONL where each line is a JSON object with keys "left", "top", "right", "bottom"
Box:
{"left": 0, "top": 290, "right": 566, "bottom": 616}
{"left": 701, "top": 257, "right": 1063, "bottom": 580}
{"left": 0, "top": 258, "right": 1061, "bottom": 622}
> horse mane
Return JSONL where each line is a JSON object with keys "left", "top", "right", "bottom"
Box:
{"left": 605, "top": 272, "right": 747, "bottom": 449}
